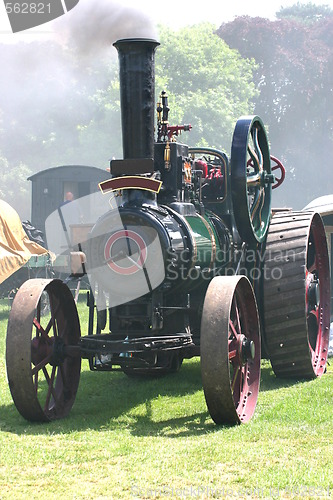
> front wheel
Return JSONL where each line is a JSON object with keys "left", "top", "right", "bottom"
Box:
{"left": 6, "top": 279, "right": 81, "bottom": 422}
{"left": 201, "top": 276, "right": 261, "bottom": 424}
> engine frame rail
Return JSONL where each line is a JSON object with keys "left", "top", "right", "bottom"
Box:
{"left": 75, "top": 333, "right": 194, "bottom": 358}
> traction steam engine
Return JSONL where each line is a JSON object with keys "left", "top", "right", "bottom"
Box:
{"left": 6, "top": 39, "right": 331, "bottom": 425}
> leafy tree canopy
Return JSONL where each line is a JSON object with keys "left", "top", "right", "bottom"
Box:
{"left": 277, "top": 1, "right": 333, "bottom": 23}
{"left": 0, "top": 154, "right": 32, "bottom": 216}
{"left": 217, "top": 8, "right": 333, "bottom": 207}
{"left": 0, "top": 24, "right": 259, "bottom": 218}
{"left": 155, "top": 24, "right": 258, "bottom": 150}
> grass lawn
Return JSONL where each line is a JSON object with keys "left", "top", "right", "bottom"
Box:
{"left": 0, "top": 295, "right": 332, "bottom": 499}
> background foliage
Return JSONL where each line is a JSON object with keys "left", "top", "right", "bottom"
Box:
{"left": 155, "top": 24, "right": 258, "bottom": 149}
{"left": 0, "top": 25, "right": 258, "bottom": 219}
{"left": 0, "top": 3, "right": 333, "bottom": 218}
{"left": 217, "top": 3, "right": 333, "bottom": 207}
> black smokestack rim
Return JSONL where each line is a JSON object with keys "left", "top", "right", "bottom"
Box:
{"left": 113, "top": 37, "right": 160, "bottom": 46}
{"left": 113, "top": 37, "right": 160, "bottom": 162}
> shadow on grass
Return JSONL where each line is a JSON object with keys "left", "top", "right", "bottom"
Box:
{"left": 0, "top": 359, "right": 219, "bottom": 436}
{"left": 0, "top": 358, "right": 311, "bottom": 438}
{"left": 0, "top": 303, "right": 11, "bottom": 321}
{"left": 259, "top": 363, "right": 307, "bottom": 392}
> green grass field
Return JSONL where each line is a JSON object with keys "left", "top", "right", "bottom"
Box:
{"left": 0, "top": 296, "right": 332, "bottom": 499}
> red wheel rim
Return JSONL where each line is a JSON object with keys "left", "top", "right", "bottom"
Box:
{"left": 228, "top": 290, "right": 261, "bottom": 422}
{"left": 306, "top": 217, "right": 330, "bottom": 376}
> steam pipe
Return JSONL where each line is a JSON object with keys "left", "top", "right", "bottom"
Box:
{"left": 113, "top": 38, "right": 160, "bottom": 160}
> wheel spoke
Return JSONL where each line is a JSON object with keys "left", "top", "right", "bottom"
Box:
{"left": 59, "top": 363, "right": 69, "bottom": 393}
{"left": 34, "top": 370, "right": 39, "bottom": 394}
{"left": 33, "top": 318, "right": 53, "bottom": 344}
{"left": 43, "top": 366, "right": 57, "bottom": 412}
{"left": 229, "top": 297, "right": 243, "bottom": 371}
{"left": 49, "top": 294, "right": 60, "bottom": 337}
{"left": 231, "top": 364, "right": 241, "bottom": 394}
{"left": 241, "top": 364, "right": 249, "bottom": 396}
{"left": 250, "top": 188, "right": 263, "bottom": 221}
{"left": 247, "top": 145, "right": 260, "bottom": 172}
{"left": 252, "top": 125, "right": 263, "bottom": 171}
{"left": 229, "top": 319, "right": 239, "bottom": 339}
{"left": 247, "top": 127, "right": 266, "bottom": 232}
{"left": 236, "top": 365, "right": 250, "bottom": 415}
{"left": 37, "top": 300, "right": 41, "bottom": 325}
{"left": 33, "top": 308, "right": 60, "bottom": 339}
{"left": 229, "top": 349, "right": 238, "bottom": 361}
{"left": 308, "top": 259, "right": 317, "bottom": 274}
{"left": 308, "top": 307, "right": 319, "bottom": 320}
{"left": 251, "top": 189, "right": 265, "bottom": 232}
{"left": 231, "top": 295, "right": 242, "bottom": 335}
{"left": 31, "top": 353, "right": 53, "bottom": 377}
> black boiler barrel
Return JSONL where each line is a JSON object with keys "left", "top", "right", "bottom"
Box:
{"left": 113, "top": 38, "right": 160, "bottom": 160}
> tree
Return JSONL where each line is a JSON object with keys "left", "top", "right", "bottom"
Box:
{"left": 0, "top": 40, "right": 121, "bottom": 215}
{"left": 155, "top": 24, "right": 259, "bottom": 151}
{"left": 277, "top": 2, "right": 333, "bottom": 23}
{"left": 217, "top": 6, "right": 333, "bottom": 208}
{"left": 0, "top": 154, "right": 32, "bottom": 218}
{"left": 0, "top": 25, "right": 259, "bottom": 217}
{"left": 0, "top": 40, "right": 119, "bottom": 170}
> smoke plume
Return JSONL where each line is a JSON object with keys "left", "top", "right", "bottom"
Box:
{"left": 53, "top": 0, "right": 158, "bottom": 56}
{"left": 0, "top": 0, "right": 158, "bottom": 218}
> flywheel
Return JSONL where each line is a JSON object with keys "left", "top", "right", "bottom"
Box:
{"left": 231, "top": 115, "right": 273, "bottom": 244}
{"left": 263, "top": 211, "right": 330, "bottom": 378}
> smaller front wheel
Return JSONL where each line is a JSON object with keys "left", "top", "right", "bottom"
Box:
{"left": 6, "top": 279, "right": 81, "bottom": 422}
{"left": 201, "top": 276, "right": 261, "bottom": 424}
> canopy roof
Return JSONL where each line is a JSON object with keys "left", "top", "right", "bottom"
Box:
{"left": 0, "top": 200, "right": 47, "bottom": 284}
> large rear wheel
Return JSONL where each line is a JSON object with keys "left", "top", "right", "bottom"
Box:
{"left": 6, "top": 279, "right": 81, "bottom": 422}
{"left": 201, "top": 276, "right": 261, "bottom": 424}
{"left": 263, "top": 211, "right": 330, "bottom": 378}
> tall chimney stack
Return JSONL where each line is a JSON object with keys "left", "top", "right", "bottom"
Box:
{"left": 113, "top": 38, "right": 160, "bottom": 161}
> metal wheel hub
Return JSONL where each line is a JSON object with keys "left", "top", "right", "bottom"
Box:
{"left": 31, "top": 335, "right": 67, "bottom": 367}
{"left": 241, "top": 336, "right": 256, "bottom": 363}
{"left": 230, "top": 333, "right": 255, "bottom": 365}
{"left": 31, "top": 336, "right": 53, "bottom": 366}
{"left": 306, "top": 273, "right": 320, "bottom": 312}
